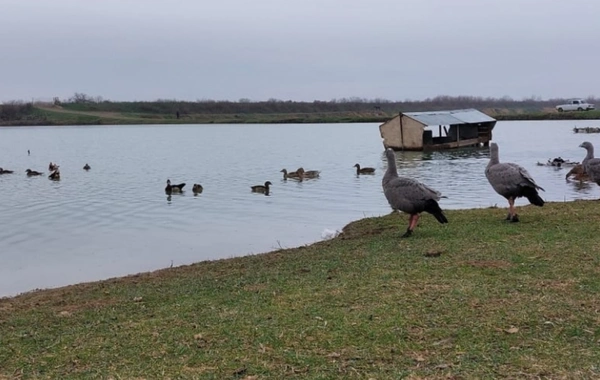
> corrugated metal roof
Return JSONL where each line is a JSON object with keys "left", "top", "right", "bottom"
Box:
{"left": 403, "top": 109, "right": 495, "bottom": 126}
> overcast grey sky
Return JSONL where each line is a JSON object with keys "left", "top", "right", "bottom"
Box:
{"left": 1, "top": 0, "right": 599, "bottom": 102}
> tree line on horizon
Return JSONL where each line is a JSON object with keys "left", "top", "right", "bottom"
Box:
{"left": 54, "top": 93, "right": 600, "bottom": 115}
{"left": 1, "top": 93, "right": 598, "bottom": 121}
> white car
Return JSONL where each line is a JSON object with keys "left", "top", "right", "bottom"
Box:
{"left": 556, "top": 99, "right": 595, "bottom": 112}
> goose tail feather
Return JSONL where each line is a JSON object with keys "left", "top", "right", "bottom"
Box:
{"left": 424, "top": 199, "right": 448, "bottom": 224}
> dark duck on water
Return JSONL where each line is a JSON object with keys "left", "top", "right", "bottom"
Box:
{"left": 165, "top": 179, "right": 186, "bottom": 195}
{"left": 251, "top": 181, "right": 272, "bottom": 195}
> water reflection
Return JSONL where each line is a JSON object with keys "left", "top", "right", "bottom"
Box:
{"left": 566, "top": 178, "right": 594, "bottom": 192}
{"left": 380, "top": 146, "right": 490, "bottom": 163}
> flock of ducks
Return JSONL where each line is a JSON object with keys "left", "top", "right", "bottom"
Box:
{"left": 6, "top": 141, "right": 600, "bottom": 238}
{"left": 164, "top": 180, "right": 205, "bottom": 196}
{"left": 0, "top": 161, "right": 91, "bottom": 180}
{"left": 382, "top": 141, "right": 600, "bottom": 237}
{"left": 279, "top": 167, "right": 322, "bottom": 181}
{"left": 165, "top": 163, "right": 376, "bottom": 197}
{"left": 2, "top": 156, "right": 377, "bottom": 200}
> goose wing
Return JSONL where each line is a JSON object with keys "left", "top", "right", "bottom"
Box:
{"left": 384, "top": 176, "right": 442, "bottom": 204}
{"left": 585, "top": 158, "right": 600, "bottom": 181}
{"left": 487, "top": 163, "right": 543, "bottom": 192}
{"left": 507, "top": 163, "right": 545, "bottom": 191}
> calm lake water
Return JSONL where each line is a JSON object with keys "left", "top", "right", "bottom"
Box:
{"left": 1, "top": 120, "right": 599, "bottom": 297}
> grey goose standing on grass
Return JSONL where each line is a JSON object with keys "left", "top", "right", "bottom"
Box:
{"left": 485, "top": 142, "right": 544, "bottom": 222}
{"left": 382, "top": 148, "right": 448, "bottom": 238}
{"left": 579, "top": 141, "right": 600, "bottom": 190}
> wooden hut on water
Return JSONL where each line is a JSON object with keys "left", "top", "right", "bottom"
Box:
{"left": 379, "top": 109, "right": 496, "bottom": 151}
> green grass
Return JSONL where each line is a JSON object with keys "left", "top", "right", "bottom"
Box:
{"left": 494, "top": 110, "right": 600, "bottom": 121}
{"left": 3, "top": 106, "right": 600, "bottom": 127}
{"left": 2, "top": 201, "right": 600, "bottom": 378}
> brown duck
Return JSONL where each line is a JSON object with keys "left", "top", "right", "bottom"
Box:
{"left": 565, "top": 164, "right": 589, "bottom": 182}
{"left": 297, "top": 167, "right": 320, "bottom": 180}
{"left": 192, "top": 183, "right": 203, "bottom": 195}
{"left": 280, "top": 168, "right": 301, "bottom": 180}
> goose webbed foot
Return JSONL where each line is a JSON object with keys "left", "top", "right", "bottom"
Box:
{"left": 401, "top": 228, "right": 413, "bottom": 238}
{"left": 505, "top": 213, "right": 512, "bottom": 221}
{"left": 510, "top": 214, "right": 519, "bottom": 223}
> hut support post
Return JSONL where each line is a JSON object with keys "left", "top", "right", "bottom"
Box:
{"left": 399, "top": 113, "right": 404, "bottom": 150}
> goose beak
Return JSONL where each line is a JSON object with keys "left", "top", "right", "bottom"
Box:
{"left": 579, "top": 143, "right": 584, "bottom": 148}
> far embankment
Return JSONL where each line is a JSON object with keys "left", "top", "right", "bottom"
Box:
{"left": 2, "top": 96, "right": 600, "bottom": 126}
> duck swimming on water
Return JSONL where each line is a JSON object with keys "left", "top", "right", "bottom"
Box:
{"left": 48, "top": 169, "right": 60, "bottom": 181}
{"left": 26, "top": 169, "right": 43, "bottom": 176}
{"left": 297, "top": 167, "right": 320, "bottom": 180}
{"left": 251, "top": 181, "right": 272, "bottom": 195}
{"left": 165, "top": 179, "right": 186, "bottom": 195}
{"left": 192, "top": 183, "right": 203, "bottom": 195}
{"left": 280, "top": 168, "right": 301, "bottom": 180}
{"left": 354, "top": 163, "right": 376, "bottom": 175}
{"left": 565, "top": 164, "right": 589, "bottom": 182}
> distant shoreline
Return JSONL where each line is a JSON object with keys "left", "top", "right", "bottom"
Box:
{"left": 1, "top": 104, "right": 600, "bottom": 127}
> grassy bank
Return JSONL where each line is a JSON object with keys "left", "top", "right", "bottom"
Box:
{"left": 1, "top": 106, "right": 390, "bottom": 126}
{"left": 493, "top": 110, "right": 600, "bottom": 121}
{"left": 2, "top": 104, "right": 600, "bottom": 126}
{"left": 2, "top": 201, "right": 600, "bottom": 378}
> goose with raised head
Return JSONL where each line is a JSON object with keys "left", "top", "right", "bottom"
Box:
{"left": 382, "top": 148, "right": 448, "bottom": 238}
{"left": 579, "top": 141, "right": 600, "bottom": 187}
{"left": 251, "top": 181, "right": 272, "bottom": 195}
{"left": 354, "top": 163, "right": 376, "bottom": 175}
{"left": 280, "top": 168, "right": 301, "bottom": 180}
{"left": 26, "top": 169, "right": 43, "bottom": 176}
{"left": 485, "top": 142, "right": 545, "bottom": 222}
{"left": 165, "top": 179, "right": 185, "bottom": 195}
